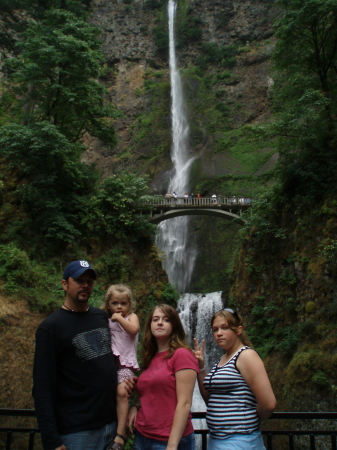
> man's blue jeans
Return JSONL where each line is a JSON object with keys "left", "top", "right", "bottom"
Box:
{"left": 60, "top": 421, "right": 117, "bottom": 450}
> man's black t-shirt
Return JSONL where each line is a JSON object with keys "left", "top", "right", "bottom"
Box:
{"left": 33, "top": 307, "right": 118, "bottom": 450}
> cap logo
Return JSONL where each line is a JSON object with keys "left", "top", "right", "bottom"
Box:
{"left": 80, "top": 261, "right": 90, "bottom": 268}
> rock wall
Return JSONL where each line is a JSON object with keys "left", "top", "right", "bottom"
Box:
{"left": 85, "top": 0, "right": 279, "bottom": 183}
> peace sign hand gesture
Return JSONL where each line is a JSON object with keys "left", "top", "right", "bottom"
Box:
{"left": 193, "top": 338, "right": 205, "bottom": 370}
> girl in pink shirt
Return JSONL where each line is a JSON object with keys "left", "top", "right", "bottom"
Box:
{"left": 104, "top": 284, "right": 140, "bottom": 450}
{"left": 128, "top": 304, "right": 199, "bottom": 450}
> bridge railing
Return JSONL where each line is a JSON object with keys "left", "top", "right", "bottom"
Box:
{"left": 142, "top": 196, "right": 253, "bottom": 207}
{"left": 1, "top": 409, "right": 336, "bottom": 450}
{"left": 192, "top": 411, "right": 337, "bottom": 450}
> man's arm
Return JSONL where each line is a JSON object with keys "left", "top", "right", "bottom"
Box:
{"left": 33, "top": 327, "right": 64, "bottom": 450}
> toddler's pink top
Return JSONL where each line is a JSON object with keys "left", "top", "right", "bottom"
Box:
{"left": 108, "top": 315, "right": 139, "bottom": 370}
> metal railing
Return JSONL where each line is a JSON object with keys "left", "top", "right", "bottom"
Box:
{"left": 141, "top": 196, "right": 253, "bottom": 208}
{"left": 192, "top": 411, "right": 337, "bottom": 450}
{"left": 1, "top": 409, "right": 337, "bottom": 450}
{"left": 0, "top": 408, "right": 39, "bottom": 450}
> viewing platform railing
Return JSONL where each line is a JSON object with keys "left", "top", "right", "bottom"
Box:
{"left": 1, "top": 409, "right": 336, "bottom": 450}
{"left": 142, "top": 196, "right": 253, "bottom": 208}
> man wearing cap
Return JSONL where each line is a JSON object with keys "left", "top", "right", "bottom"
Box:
{"left": 33, "top": 260, "right": 119, "bottom": 450}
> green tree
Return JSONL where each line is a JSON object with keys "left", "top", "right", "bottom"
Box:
{"left": 27, "top": 0, "right": 92, "bottom": 18}
{"left": 0, "top": 0, "right": 92, "bottom": 55}
{"left": 273, "top": 0, "right": 337, "bottom": 135}
{"left": 254, "top": 0, "right": 337, "bottom": 202}
{"left": 4, "top": 9, "right": 118, "bottom": 146}
{"left": 0, "top": 122, "right": 97, "bottom": 249}
{"left": 82, "top": 172, "right": 157, "bottom": 245}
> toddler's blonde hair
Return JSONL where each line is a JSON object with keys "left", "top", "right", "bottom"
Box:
{"left": 104, "top": 284, "right": 134, "bottom": 317}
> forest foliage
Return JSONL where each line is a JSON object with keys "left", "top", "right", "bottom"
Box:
{"left": 252, "top": 0, "right": 337, "bottom": 205}
{"left": 228, "top": 0, "right": 337, "bottom": 410}
{"left": 0, "top": 0, "right": 160, "bottom": 312}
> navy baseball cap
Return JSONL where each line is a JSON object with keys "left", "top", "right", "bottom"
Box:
{"left": 63, "top": 260, "right": 97, "bottom": 280}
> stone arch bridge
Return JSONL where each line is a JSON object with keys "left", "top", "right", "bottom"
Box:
{"left": 136, "top": 196, "right": 252, "bottom": 225}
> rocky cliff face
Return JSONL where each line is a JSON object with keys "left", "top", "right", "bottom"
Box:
{"left": 86, "top": 0, "right": 279, "bottom": 187}
{"left": 230, "top": 200, "right": 337, "bottom": 415}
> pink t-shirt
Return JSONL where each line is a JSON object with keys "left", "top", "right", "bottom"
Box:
{"left": 135, "top": 347, "right": 199, "bottom": 441}
{"left": 109, "top": 315, "right": 139, "bottom": 370}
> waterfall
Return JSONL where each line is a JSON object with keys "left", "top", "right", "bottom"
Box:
{"left": 155, "top": 0, "right": 197, "bottom": 293}
{"left": 155, "top": 1, "right": 225, "bottom": 416}
{"left": 177, "top": 292, "right": 224, "bottom": 371}
{"left": 153, "top": 6, "right": 226, "bottom": 444}
{"left": 177, "top": 292, "right": 224, "bottom": 445}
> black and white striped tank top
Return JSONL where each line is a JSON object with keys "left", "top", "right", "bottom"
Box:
{"left": 203, "top": 346, "right": 260, "bottom": 439}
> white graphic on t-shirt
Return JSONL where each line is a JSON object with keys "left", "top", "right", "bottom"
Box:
{"left": 72, "top": 328, "right": 111, "bottom": 361}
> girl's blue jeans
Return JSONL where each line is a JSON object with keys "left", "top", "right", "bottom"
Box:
{"left": 134, "top": 430, "right": 195, "bottom": 450}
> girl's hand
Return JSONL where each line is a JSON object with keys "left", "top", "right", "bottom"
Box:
{"left": 127, "top": 405, "right": 138, "bottom": 434}
{"left": 124, "top": 376, "right": 138, "bottom": 396}
{"left": 193, "top": 338, "right": 205, "bottom": 370}
{"left": 111, "top": 312, "right": 123, "bottom": 322}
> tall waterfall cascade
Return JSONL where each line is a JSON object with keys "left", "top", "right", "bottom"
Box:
{"left": 153, "top": 3, "right": 226, "bottom": 444}
{"left": 156, "top": 0, "right": 225, "bottom": 388}
{"left": 155, "top": 0, "right": 197, "bottom": 293}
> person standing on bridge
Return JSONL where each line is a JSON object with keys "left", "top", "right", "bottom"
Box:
{"left": 164, "top": 192, "right": 172, "bottom": 204}
{"left": 128, "top": 304, "right": 199, "bottom": 450}
{"left": 194, "top": 309, "right": 276, "bottom": 450}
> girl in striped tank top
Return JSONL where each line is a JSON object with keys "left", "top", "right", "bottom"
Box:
{"left": 194, "top": 309, "right": 276, "bottom": 450}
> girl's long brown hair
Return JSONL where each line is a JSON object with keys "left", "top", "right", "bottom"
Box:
{"left": 211, "top": 310, "right": 253, "bottom": 348}
{"left": 141, "top": 304, "right": 191, "bottom": 370}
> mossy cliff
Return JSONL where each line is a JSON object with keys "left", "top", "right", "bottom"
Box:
{"left": 86, "top": 0, "right": 279, "bottom": 294}
{"left": 230, "top": 197, "right": 337, "bottom": 414}
{"left": 87, "top": 0, "right": 278, "bottom": 186}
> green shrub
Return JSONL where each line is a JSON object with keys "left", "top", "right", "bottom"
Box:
{"left": 144, "top": 0, "right": 165, "bottom": 10}
{"left": 199, "top": 42, "right": 238, "bottom": 68}
{"left": 312, "top": 369, "right": 329, "bottom": 387}
{"left": 216, "top": 103, "right": 231, "bottom": 117}
{"left": 161, "top": 283, "right": 180, "bottom": 305}
{"left": 153, "top": 23, "right": 168, "bottom": 53}
{"left": 305, "top": 301, "right": 317, "bottom": 314}
{"left": 176, "top": 7, "right": 202, "bottom": 48}
{"left": 0, "top": 244, "right": 33, "bottom": 293}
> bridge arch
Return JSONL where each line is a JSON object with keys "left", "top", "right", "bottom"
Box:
{"left": 136, "top": 196, "right": 251, "bottom": 225}
{"left": 149, "top": 208, "right": 245, "bottom": 225}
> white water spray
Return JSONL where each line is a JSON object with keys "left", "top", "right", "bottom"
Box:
{"left": 155, "top": 0, "right": 197, "bottom": 293}
{"left": 178, "top": 292, "right": 224, "bottom": 445}
{"left": 177, "top": 292, "right": 224, "bottom": 373}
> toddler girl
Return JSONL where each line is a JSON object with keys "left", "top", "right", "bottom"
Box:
{"left": 104, "top": 284, "right": 140, "bottom": 450}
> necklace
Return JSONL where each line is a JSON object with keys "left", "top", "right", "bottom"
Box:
{"left": 62, "top": 304, "right": 89, "bottom": 312}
